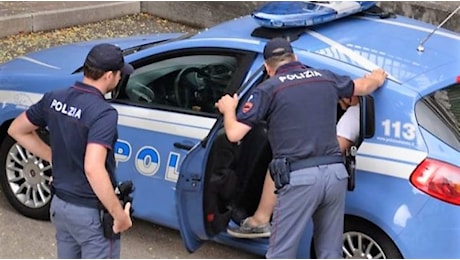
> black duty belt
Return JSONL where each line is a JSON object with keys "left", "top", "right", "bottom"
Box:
{"left": 289, "top": 155, "right": 344, "bottom": 172}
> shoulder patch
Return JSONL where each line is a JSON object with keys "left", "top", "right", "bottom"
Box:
{"left": 242, "top": 101, "right": 254, "bottom": 113}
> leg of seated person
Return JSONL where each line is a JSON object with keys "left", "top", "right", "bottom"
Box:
{"left": 227, "top": 170, "right": 275, "bottom": 238}
{"left": 247, "top": 170, "right": 276, "bottom": 226}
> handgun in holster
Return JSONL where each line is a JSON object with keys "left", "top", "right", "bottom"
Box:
{"left": 100, "top": 180, "right": 135, "bottom": 239}
{"left": 345, "top": 146, "right": 357, "bottom": 191}
{"left": 269, "top": 158, "right": 291, "bottom": 190}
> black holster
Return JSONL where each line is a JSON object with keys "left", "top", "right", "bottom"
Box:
{"left": 100, "top": 209, "right": 120, "bottom": 239}
{"left": 99, "top": 180, "right": 134, "bottom": 239}
{"left": 269, "top": 158, "right": 291, "bottom": 190}
{"left": 345, "top": 146, "right": 357, "bottom": 191}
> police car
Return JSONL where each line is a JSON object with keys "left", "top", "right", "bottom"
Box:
{"left": 0, "top": 1, "right": 459, "bottom": 258}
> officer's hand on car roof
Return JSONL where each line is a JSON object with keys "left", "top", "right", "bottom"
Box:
{"left": 366, "top": 69, "right": 388, "bottom": 88}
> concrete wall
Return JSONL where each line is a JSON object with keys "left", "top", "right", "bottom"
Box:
{"left": 0, "top": 1, "right": 140, "bottom": 38}
{"left": 379, "top": 1, "right": 459, "bottom": 32}
{"left": 141, "top": 1, "right": 460, "bottom": 32}
{"left": 141, "top": 1, "right": 263, "bottom": 29}
{"left": 32, "top": 2, "right": 140, "bottom": 32}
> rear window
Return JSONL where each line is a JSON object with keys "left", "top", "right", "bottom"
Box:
{"left": 416, "top": 83, "right": 460, "bottom": 151}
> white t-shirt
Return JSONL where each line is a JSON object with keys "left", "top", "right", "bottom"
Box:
{"left": 336, "top": 105, "right": 360, "bottom": 143}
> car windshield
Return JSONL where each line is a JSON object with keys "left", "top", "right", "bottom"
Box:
{"left": 122, "top": 32, "right": 196, "bottom": 56}
{"left": 416, "top": 83, "right": 460, "bottom": 151}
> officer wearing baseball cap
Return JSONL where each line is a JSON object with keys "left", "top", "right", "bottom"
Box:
{"left": 263, "top": 37, "right": 294, "bottom": 59}
{"left": 8, "top": 43, "right": 134, "bottom": 258}
{"left": 84, "top": 43, "right": 134, "bottom": 75}
{"left": 216, "top": 37, "right": 387, "bottom": 258}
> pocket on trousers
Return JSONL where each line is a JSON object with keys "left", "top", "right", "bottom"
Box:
{"left": 290, "top": 172, "right": 317, "bottom": 187}
{"left": 86, "top": 211, "right": 101, "bottom": 229}
{"left": 334, "top": 165, "right": 349, "bottom": 181}
{"left": 69, "top": 205, "right": 100, "bottom": 228}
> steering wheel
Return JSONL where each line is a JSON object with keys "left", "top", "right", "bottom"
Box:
{"left": 203, "top": 62, "right": 235, "bottom": 86}
{"left": 126, "top": 82, "right": 155, "bottom": 103}
{"left": 174, "top": 67, "right": 203, "bottom": 108}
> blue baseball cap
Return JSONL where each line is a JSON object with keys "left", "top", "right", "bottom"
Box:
{"left": 263, "top": 37, "right": 294, "bottom": 60}
{"left": 84, "top": 43, "right": 134, "bottom": 75}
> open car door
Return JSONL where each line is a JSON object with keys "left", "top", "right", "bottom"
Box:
{"left": 175, "top": 136, "right": 213, "bottom": 252}
{"left": 175, "top": 64, "right": 266, "bottom": 253}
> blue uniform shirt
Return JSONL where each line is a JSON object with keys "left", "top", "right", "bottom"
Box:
{"left": 237, "top": 61, "right": 354, "bottom": 161}
{"left": 26, "top": 81, "right": 118, "bottom": 208}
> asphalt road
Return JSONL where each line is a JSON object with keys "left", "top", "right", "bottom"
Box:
{"left": 0, "top": 183, "right": 259, "bottom": 258}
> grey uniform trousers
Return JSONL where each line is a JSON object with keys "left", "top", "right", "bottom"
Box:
{"left": 50, "top": 195, "right": 121, "bottom": 259}
{"left": 266, "top": 163, "right": 348, "bottom": 259}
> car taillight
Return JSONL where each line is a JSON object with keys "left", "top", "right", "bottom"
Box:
{"left": 410, "top": 159, "right": 460, "bottom": 205}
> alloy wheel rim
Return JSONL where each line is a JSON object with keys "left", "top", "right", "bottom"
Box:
{"left": 5, "top": 143, "right": 52, "bottom": 208}
{"left": 343, "top": 231, "right": 386, "bottom": 259}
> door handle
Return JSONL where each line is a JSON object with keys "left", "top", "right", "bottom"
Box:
{"left": 174, "top": 142, "right": 193, "bottom": 151}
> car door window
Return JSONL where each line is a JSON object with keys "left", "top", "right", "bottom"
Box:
{"left": 117, "top": 52, "right": 254, "bottom": 115}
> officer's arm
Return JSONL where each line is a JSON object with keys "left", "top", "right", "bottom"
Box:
{"left": 85, "top": 143, "right": 132, "bottom": 232}
{"left": 7, "top": 112, "right": 52, "bottom": 162}
{"left": 353, "top": 69, "right": 387, "bottom": 96}
{"left": 215, "top": 93, "right": 252, "bottom": 142}
{"left": 223, "top": 111, "right": 252, "bottom": 142}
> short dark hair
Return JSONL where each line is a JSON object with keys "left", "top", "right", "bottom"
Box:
{"left": 83, "top": 63, "right": 108, "bottom": 80}
{"left": 265, "top": 52, "right": 296, "bottom": 71}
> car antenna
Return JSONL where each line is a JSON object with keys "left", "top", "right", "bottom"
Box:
{"left": 417, "top": 5, "right": 460, "bottom": 52}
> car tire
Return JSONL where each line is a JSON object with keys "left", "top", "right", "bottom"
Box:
{"left": 343, "top": 217, "right": 403, "bottom": 259}
{"left": 0, "top": 133, "right": 52, "bottom": 220}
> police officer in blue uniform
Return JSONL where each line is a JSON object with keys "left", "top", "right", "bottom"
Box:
{"left": 8, "top": 43, "right": 134, "bottom": 258}
{"left": 215, "top": 38, "right": 387, "bottom": 258}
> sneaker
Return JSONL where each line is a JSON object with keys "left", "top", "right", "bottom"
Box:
{"left": 227, "top": 218, "right": 271, "bottom": 238}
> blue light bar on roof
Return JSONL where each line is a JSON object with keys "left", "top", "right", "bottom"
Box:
{"left": 252, "top": 1, "right": 377, "bottom": 29}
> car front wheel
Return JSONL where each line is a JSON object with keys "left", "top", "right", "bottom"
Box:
{"left": 0, "top": 133, "right": 52, "bottom": 220}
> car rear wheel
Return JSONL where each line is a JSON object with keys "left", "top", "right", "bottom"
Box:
{"left": 0, "top": 133, "right": 52, "bottom": 220}
{"left": 343, "top": 218, "right": 402, "bottom": 259}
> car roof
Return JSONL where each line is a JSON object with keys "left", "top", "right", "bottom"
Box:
{"left": 193, "top": 13, "right": 460, "bottom": 89}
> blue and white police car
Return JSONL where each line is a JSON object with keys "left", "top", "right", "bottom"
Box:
{"left": 0, "top": 2, "right": 459, "bottom": 258}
